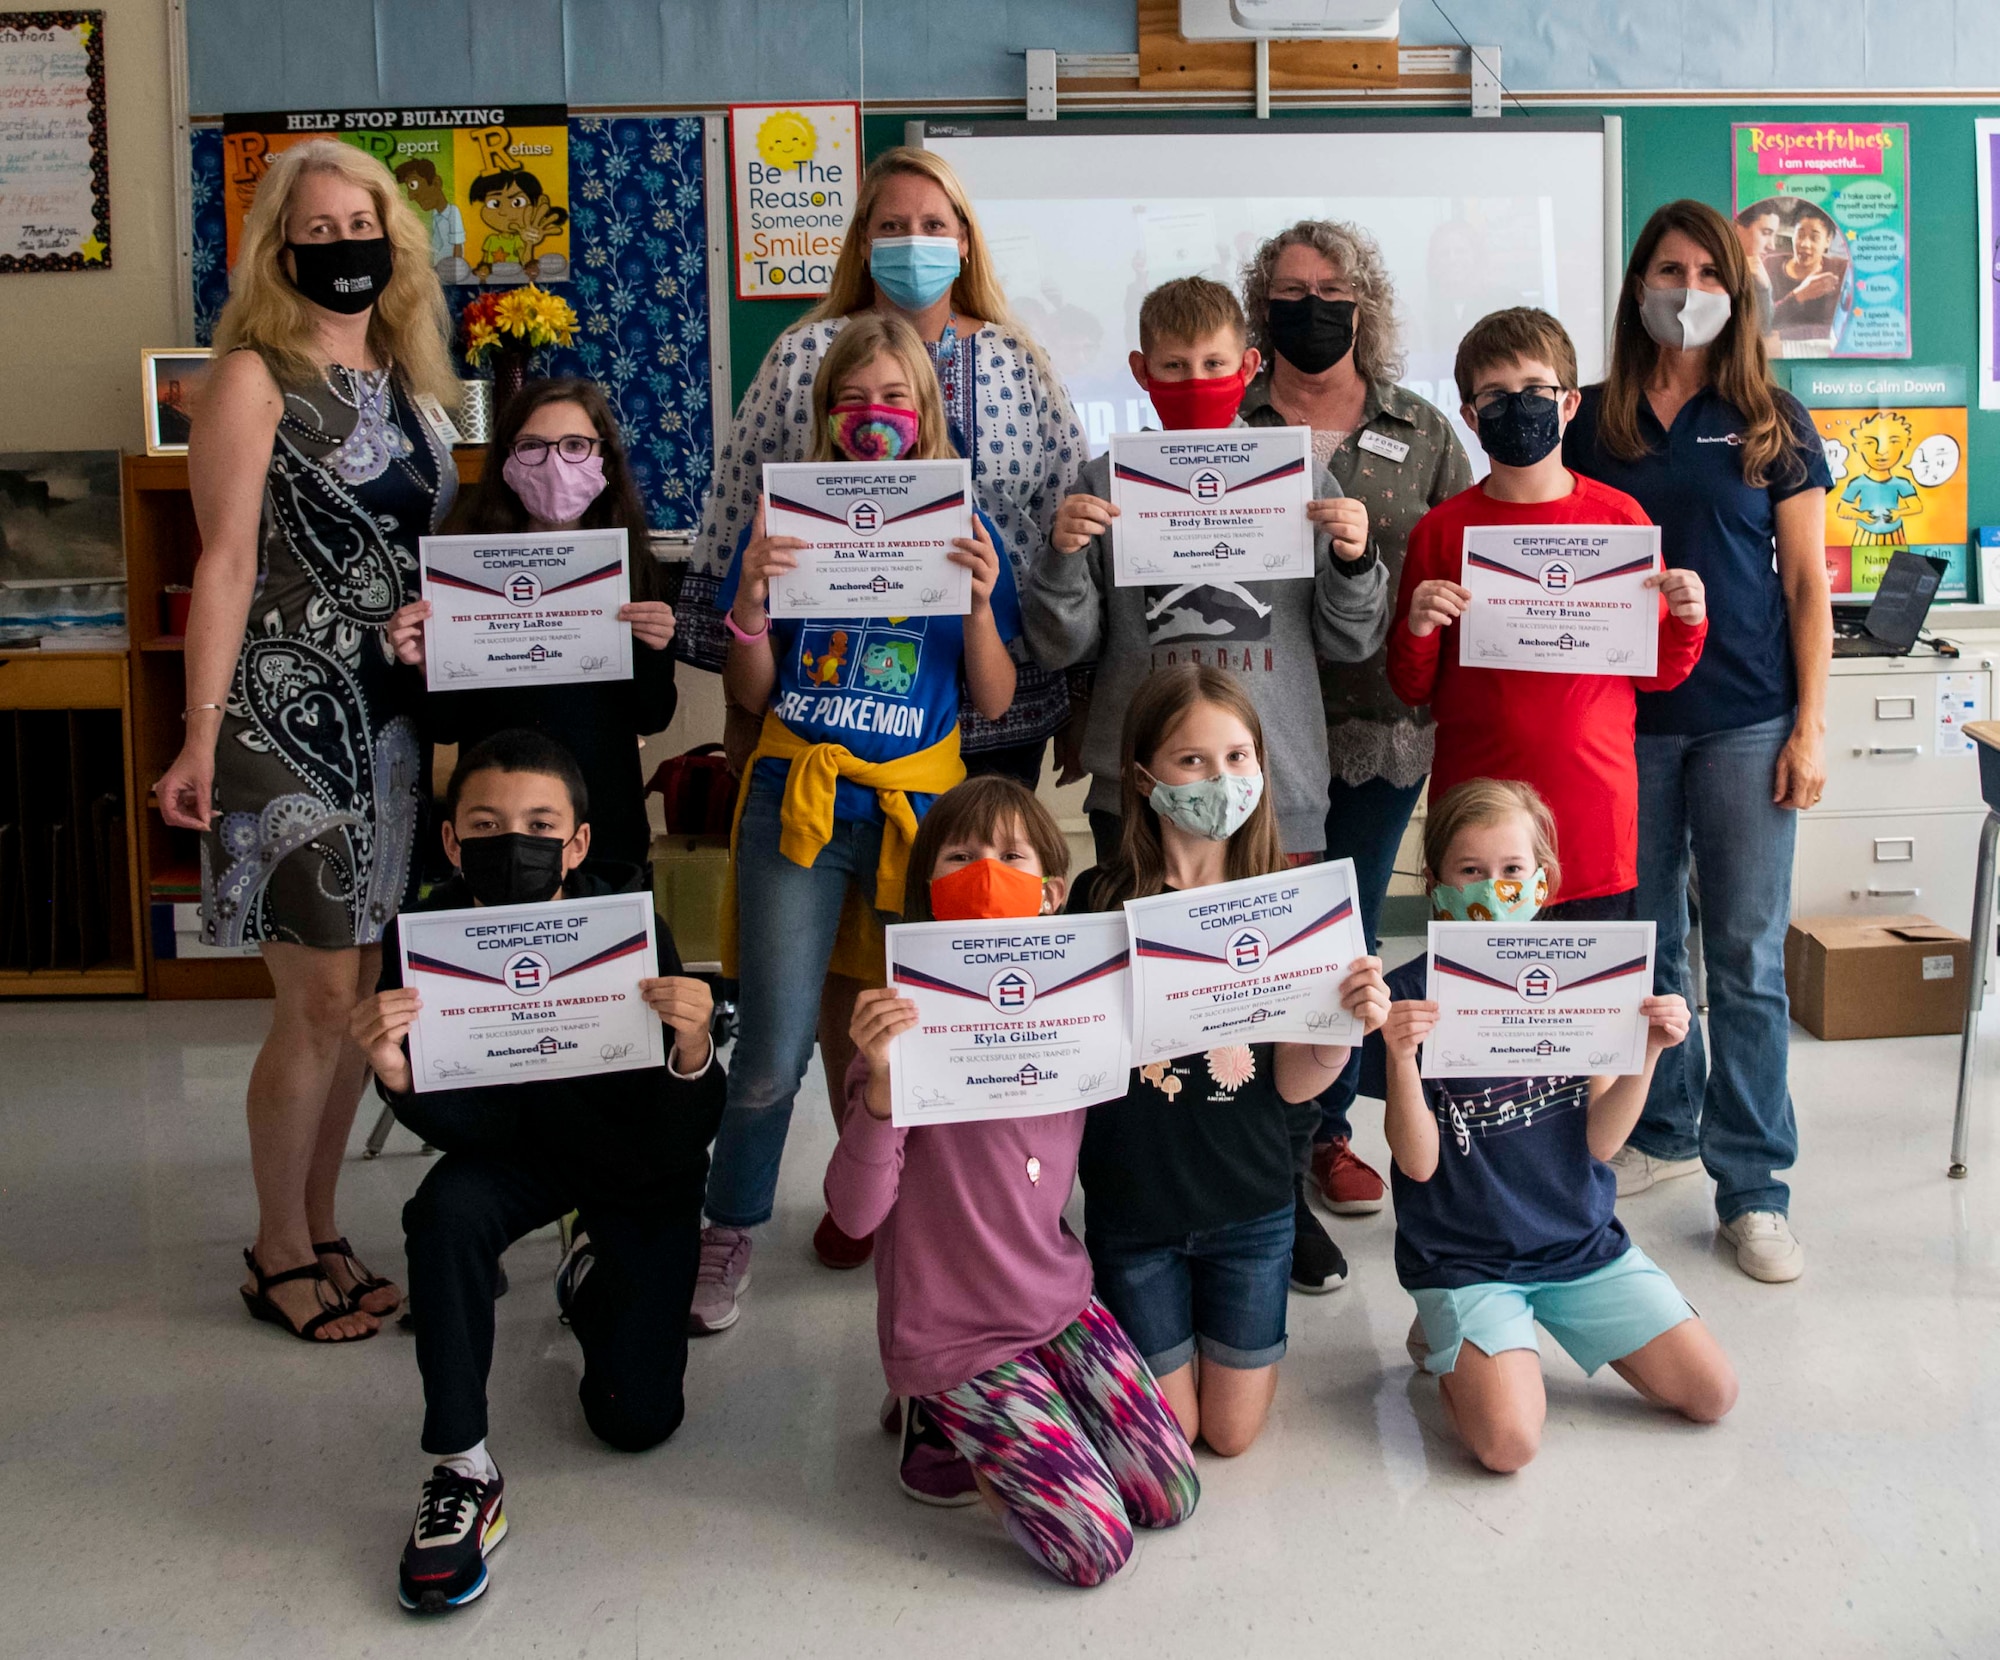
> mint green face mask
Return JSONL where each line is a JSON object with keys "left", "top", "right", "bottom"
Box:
{"left": 1430, "top": 869, "right": 1548, "bottom": 923}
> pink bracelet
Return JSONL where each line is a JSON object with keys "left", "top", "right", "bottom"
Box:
{"left": 724, "top": 607, "right": 769, "bottom": 643}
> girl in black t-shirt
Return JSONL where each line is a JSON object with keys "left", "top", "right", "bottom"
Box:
{"left": 1074, "top": 665, "right": 1387, "bottom": 1456}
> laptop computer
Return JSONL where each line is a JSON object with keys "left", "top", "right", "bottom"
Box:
{"left": 1831, "top": 550, "right": 1947, "bottom": 658}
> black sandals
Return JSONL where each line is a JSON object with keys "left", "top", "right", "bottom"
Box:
{"left": 313, "top": 1236, "right": 404, "bottom": 1317}
{"left": 240, "top": 1247, "right": 375, "bottom": 1342}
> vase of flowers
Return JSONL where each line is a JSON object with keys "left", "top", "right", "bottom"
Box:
{"left": 460, "top": 285, "right": 580, "bottom": 419}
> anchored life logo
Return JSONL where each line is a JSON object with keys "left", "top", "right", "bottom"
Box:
{"left": 1536, "top": 559, "right": 1574, "bottom": 594}
{"left": 1189, "top": 468, "right": 1227, "bottom": 503}
{"left": 505, "top": 569, "right": 543, "bottom": 606}
{"left": 1516, "top": 962, "right": 1557, "bottom": 1000}
{"left": 988, "top": 967, "right": 1036, "bottom": 1013}
{"left": 846, "top": 498, "right": 882, "bottom": 534}
{"left": 536, "top": 1034, "right": 560, "bottom": 1055}
{"left": 504, "top": 949, "right": 551, "bottom": 995}
{"left": 1226, "top": 926, "right": 1270, "bottom": 974}
{"left": 1013, "top": 1062, "right": 1045, "bottom": 1087}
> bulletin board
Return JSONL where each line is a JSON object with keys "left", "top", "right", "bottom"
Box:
{"left": 0, "top": 9, "right": 108, "bottom": 271}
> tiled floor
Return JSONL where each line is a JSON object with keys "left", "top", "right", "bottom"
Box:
{"left": 3, "top": 959, "right": 1997, "bottom": 1658}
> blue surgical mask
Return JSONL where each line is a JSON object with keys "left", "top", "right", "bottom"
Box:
{"left": 1431, "top": 869, "right": 1547, "bottom": 923}
{"left": 1475, "top": 390, "right": 1565, "bottom": 469}
{"left": 869, "top": 235, "right": 961, "bottom": 311}
{"left": 1143, "top": 769, "right": 1264, "bottom": 842}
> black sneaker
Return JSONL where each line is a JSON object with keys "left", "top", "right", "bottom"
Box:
{"left": 554, "top": 1228, "right": 593, "bottom": 1326}
{"left": 398, "top": 1464, "right": 507, "bottom": 1614}
{"left": 1290, "top": 1181, "right": 1348, "bottom": 1294}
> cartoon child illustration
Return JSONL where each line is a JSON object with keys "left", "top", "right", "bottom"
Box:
{"left": 800, "top": 630, "right": 850, "bottom": 686}
{"left": 394, "top": 158, "right": 466, "bottom": 279}
{"left": 1836, "top": 410, "right": 1923, "bottom": 548}
{"left": 468, "top": 165, "right": 570, "bottom": 283}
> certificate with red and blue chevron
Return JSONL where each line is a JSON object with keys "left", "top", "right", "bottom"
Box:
{"left": 763, "top": 459, "right": 974, "bottom": 619}
{"left": 1457, "top": 524, "right": 1660, "bottom": 676}
{"left": 884, "top": 913, "right": 1131, "bottom": 1126}
{"left": 1108, "top": 425, "right": 1313, "bottom": 587}
{"left": 419, "top": 527, "right": 633, "bottom": 691}
{"left": 1125, "top": 858, "right": 1364, "bottom": 1063}
{"left": 1423, "top": 920, "right": 1655, "bottom": 1080}
{"left": 398, "top": 893, "right": 663, "bottom": 1092}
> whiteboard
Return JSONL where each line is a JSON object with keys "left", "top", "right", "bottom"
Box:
{"left": 915, "top": 118, "right": 1619, "bottom": 466}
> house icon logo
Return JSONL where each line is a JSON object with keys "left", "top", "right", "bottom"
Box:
{"left": 1516, "top": 963, "right": 1557, "bottom": 1000}
{"left": 846, "top": 499, "right": 883, "bottom": 534}
{"left": 1537, "top": 559, "right": 1574, "bottom": 594}
{"left": 1534, "top": 1038, "right": 1557, "bottom": 1056}
{"left": 505, "top": 569, "right": 543, "bottom": 606}
{"left": 1189, "top": 468, "right": 1227, "bottom": 503}
{"left": 504, "top": 950, "right": 551, "bottom": 996}
{"left": 527, "top": 643, "right": 550, "bottom": 662}
{"left": 537, "top": 1034, "right": 559, "bottom": 1054}
{"left": 1014, "top": 1062, "right": 1045, "bottom": 1087}
{"left": 869, "top": 573, "right": 891, "bottom": 592}
{"left": 1555, "top": 633, "right": 1582, "bottom": 652}
{"left": 1227, "top": 927, "right": 1270, "bottom": 974}
{"left": 988, "top": 967, "right": 1036, "bottom": 1013}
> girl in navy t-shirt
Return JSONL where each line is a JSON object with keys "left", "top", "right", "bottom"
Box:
{"left": 1363, "top": 777, "right": 1738, "bottom": 1472}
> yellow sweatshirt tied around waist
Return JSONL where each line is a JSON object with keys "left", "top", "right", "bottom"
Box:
{"left": 719, "top": 712, "right": 965, "bottom": 976}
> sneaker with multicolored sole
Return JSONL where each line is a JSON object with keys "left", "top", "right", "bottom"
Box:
{"left": 398, "top": 1464, "right": 507, "bottom": 1614}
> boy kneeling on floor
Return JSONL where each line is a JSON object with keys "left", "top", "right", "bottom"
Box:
{"left": 350, "top": 728, "right": 724, "bottom": 1614}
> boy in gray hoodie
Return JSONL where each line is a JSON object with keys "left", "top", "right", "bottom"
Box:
{"left": 1024, "top": 277, "right": 1388, "bottom": 862}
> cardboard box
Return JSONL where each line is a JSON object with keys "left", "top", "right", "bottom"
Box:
{"left": 1784, "top": 913, "right": 1969, "bottom": 1040}
{"left": 651, "top": 834, "right": 731, "bottom": 971}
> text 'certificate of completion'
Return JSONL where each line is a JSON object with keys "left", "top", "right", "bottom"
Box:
{"left": 399, "top": 893, "right": 663, "bottom": 1093}
{"left": 763, "top": 459, "right": 974, "bottom": 619}
{"left": 1423, "top": 921, "right": 1656, "bottom": 1079}
{"left": 1108, "top": 426, "right": 1313, "bottom": 587}
{"left": 420, "top": 528, "right": 632, "bottom": 691}
{"left": 1458, "top": 524, "right": 1661, "bottom": 676}
{"left": 1126, "top": 858, "right": 1364, "bottom": 1062}
{"left": 885, "top": 913, "right": 1132, "bottom": 1127}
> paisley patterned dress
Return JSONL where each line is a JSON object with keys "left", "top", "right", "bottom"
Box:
{"left": 200, "top": 360, "right": 454, "bottom": 949}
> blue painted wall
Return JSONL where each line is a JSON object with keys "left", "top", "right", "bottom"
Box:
{"left": 187, "top": 0, "right": 2000, "bottom": 114}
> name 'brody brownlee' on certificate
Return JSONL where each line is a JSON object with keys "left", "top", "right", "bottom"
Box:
{"left": 1108, "top": 426, "right": 1314, "bottom": 587}
{"left": 762, "top": 459, "right": 974, "bottom": 619}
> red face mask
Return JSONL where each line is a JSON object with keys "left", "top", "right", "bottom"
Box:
{"left": 929, "top": 858, "right": 1045, "bottom": 921}
{"left": 1142, "top": 369, "right": 1249, "bottom": 432}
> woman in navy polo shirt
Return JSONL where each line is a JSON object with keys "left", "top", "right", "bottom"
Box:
{"left": 1564, "top": 199, "right": 1832, "bottom": 1286}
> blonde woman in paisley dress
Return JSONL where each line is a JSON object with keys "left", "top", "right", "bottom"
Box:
{"left": 155, "top": 141, "right": 461, "bottom": 1343}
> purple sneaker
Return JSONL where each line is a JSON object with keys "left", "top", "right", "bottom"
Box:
{"left": 898, "top": 1398, "right": 979, "bottom": 1507}
{"left": 687, "top": 1225, "right": 751, "bottom": 1335}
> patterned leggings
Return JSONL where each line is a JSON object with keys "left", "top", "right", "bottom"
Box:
{"left": 918, "top": 1297, "right": 1200, "bottom": 1587}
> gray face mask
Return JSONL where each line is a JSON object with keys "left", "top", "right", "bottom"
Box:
{"left": 1639, "top": 284, "right": 1732, "bottom": 351}
{"left": 1142, "top": 768, "right": 1264, "bottom": 842}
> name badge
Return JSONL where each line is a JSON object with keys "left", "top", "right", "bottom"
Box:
{"left": 413, "top": 392, "right": 464, "bottom": 449}
{"left": 1357, "top": 429, "right": 1410, "bottom": 464}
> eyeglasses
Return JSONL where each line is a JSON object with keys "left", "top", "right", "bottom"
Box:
{"left": 510, "top": 435, "right": 601, "bottom": 465}
{"left": 1268, "top": 282, "right": 1355, "bottom": 303}
{"left": 1471, "top": 385, "right": 1565, "bottom": 417}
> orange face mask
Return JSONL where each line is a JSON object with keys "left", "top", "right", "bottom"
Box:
{"left": 929, "top": 858, "right": 1045, "bottom": 921}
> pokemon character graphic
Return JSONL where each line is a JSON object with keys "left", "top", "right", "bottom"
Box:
{"left": 859, "top": 638, "right": 919, "bottom": 696}
{"left": 800, "top": 629, "right": 851, "bottom": 687}
{"left": 469, "top": 165, "right": 570, "bottom": 283}
{"left": 1835, "top": 411, "right": 1922, "bottom": 548}
{"left": 756, "top": 110, "right": 817, "bottom": 170}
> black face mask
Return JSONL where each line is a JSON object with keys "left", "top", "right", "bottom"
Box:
{"left": 1265, "top": 296, "right": 1356, "bottom": 375}
{"left": 456, "top": 833, "right": 568, "bottom": 908}
{"left": 1475, "top": 390, "right": 1566, "bottom": 469}
{"left": 285, "top": 236, "right": 394, "bottom": 315}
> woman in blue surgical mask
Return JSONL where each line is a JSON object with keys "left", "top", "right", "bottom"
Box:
{"left": 1561, "top": 199, "right": 1832, "bottom": 1288}
{"left": 679, "top": 146, "right": 1087, "bottom": 1288}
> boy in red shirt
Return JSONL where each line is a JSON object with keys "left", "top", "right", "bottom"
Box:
{"left": 1388, "top": 309, "right": 1708, "bottom": 917}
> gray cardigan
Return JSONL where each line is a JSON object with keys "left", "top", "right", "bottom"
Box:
{"left": 1022, "top": 438, "right": 1390, "bottom": 854}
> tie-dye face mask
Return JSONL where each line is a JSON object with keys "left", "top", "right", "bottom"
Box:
{"left": 827, "top": 403, "right": 920, "bottom": 461}
{"left": 1430, "top": 869, "right": 1548, "bottom": 923}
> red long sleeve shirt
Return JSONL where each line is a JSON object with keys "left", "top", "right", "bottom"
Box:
{"left": 1388, "top": 476, "right": 1707, "bottom": 903}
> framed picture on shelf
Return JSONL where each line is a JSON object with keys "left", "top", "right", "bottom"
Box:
{"left": 140, "top": 349, "right": 211, "bottom": 456}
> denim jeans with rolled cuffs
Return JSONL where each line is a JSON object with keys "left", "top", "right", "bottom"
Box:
{"left": 1632, "top": 712, "right": 1800, "bottom": 1221}
{"left": 704, "top": 776, "right": 886, "bottom": 1228}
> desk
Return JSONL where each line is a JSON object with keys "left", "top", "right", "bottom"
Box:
{"left": 1948, "top": 719, "right": 2000, "bottom": 1176}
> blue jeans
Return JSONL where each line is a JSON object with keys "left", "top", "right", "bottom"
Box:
{"left": 704, "top": 778, "right": 885, "bottom": 1228}
{"left": 1086, "top": 1203, "right": 1294, "bottom": 1377}
{"left": 1315, "top": 772, "right": 1427, "bottom": 1143}
{"left": 1633, "top": 711, "right": 1799, "bottom": 1221}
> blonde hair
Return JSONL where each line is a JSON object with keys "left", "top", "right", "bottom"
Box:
{"left": 902, "top": 777, "right": 1071, "bottom": 924}
{"left": 808, "top": 313, "right": 957, "bottom": 462}
{"left": 1421, "top": 778, "right": 1562, "bottom": 901}
{"left": 1096, "top": 665, "right": 1284, "bottom": 905}
{"left": 1242, "top": 218, "right": 1406, "bottom": 387}
{"left": 213, "top": 139, "right": 458, "bottom": 407}
{"left": 1139, "top": 276, "right": 1247, "bottom": 355}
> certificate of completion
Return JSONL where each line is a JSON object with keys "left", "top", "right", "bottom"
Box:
{"left": 763, "top": 459, "right": 974, "bottom": 619}
{"left": 885, "top": 913, "right": 1131, "bottom": 1127}
{"left": 1126, "top": 859, "right": 1364, "bottom": 1062}
{"left": 420, "top": 528, "right": 632, "bottom": 690}
{"left": 1423, "top": 921, "right": 1656, "bottom": 1079}
{"left": 1108, "top": 426, "right": 1313, "bottom": 587}
{"left": 1458, "top": 524, "right": 1661, "bottom": 676}
{"left": 399, "top": 893, "right": 664, "bottom": 1092}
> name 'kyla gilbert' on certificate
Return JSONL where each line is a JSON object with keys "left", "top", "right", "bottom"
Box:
{"left": 418, "top": 527, "right": 634, "bottom": 690}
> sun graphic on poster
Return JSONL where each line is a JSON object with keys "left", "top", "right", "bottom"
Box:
{"left": 757, "top": 111, "right": 817, "bottom": 170}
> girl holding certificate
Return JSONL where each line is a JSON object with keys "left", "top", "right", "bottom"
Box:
{"left": 828, "top": 777, "right": 1198, "bottom": 1585}
{"left": 387, "top": 378, "right": 680, "bottom": 869}
{"left": 697, "top": 314, "right": 1022, "bottom": 1335}
{"left": 1363, "top": 778, "right": 1738, "bottom": 1473}
{"left": 1071, "top": 666, "right": 1388, "bottom": 1456}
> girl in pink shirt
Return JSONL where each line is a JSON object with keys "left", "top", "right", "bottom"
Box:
{"left": 825, "top": 776, "right": 1197, "bottom": 1587}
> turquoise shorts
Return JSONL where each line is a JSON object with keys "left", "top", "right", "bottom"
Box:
{"left": 1409, "top": 1247, "right": 1694, "bottom": 1378}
